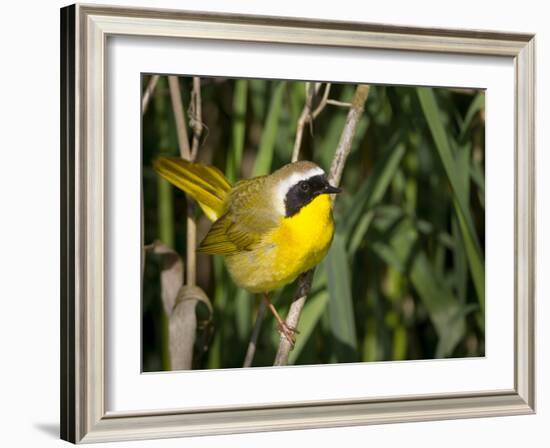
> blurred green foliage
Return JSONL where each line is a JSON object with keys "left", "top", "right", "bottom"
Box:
{"left": 142, "top": 76, "right": 485, "bottom": 371}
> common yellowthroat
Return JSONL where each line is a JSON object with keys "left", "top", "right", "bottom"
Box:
{"left": 154, "top": 157, "right": 340, "bottom": 345}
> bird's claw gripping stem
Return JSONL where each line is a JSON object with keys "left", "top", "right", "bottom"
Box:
{"left": 277, "top": 322, "right": 299, "bottom": 348}
{"left": 263, "top": 292, "right": 300, "bottom": 349}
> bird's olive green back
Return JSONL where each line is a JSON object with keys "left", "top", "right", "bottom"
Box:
{"left": 198, "top": 176, "right": 281, "bottom": 255}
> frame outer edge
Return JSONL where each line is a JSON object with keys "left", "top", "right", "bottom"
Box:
{"left": 81, "top": 393, "right": 531, "bottom": 443}
{"left": 60, "top": 4, "right": 77, "bottom": 444}
{"left": 81, "top": 3, "right": 108, "bottom": 443}
{"left": 514, "top": 36, "right": 536, "bottom": 411}
{"left": 63, "top": 3, "right": 537, "bottom": 443}
{"left": 76, "top": 4, "right": 531, "bottom": 57}
{"left": 78, "top": 3, "right": 533, "bottom": 46}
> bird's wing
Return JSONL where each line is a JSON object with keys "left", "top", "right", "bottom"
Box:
{"left": 198, "top": 178, "right": 280, "bottom": 255}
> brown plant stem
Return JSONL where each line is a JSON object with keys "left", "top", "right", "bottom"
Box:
{"left": 168, "top": 75, "right": 199, "bottom": 286}
{"left": 242, "top": 300, "right": 267, "bottom": 368}
{"left": 329, "top": 85, "right": 370, "bottom": 185}
{"left": 190, "top": 77, "right": 203, "bottom": 160}
{"left": 274, "top": 84, "right": 370, "bottom": 367}
{"left": 183, "top": 77, "right": 203, "bottom": 286}
{"left": 167, "top": 76, "right": 205, "bottom": 369}
{"left": 168, "top": 76, "right": 191, "bottom": 159}
{"left": 185, "top": 198, "right": 197, "bottom": 286}
{"left": 326, "top": 99, "right": 352, "bottom": 108}
{"left": 291, "top": 83, "right": 319, "bottom": 162}
{"left": 142, "top": 74, "right": 159, "bottom": 115}
{"left": 291, "top": 82, "right": 346, "bottom": 162}
{"left": 311, "top": 83, "right": 331, "bottom": 119}
{"left": 244, "top": 82, "right": 325, "bottom": 367}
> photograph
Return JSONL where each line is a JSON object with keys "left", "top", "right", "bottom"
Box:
{"left": 141, "top": 75, "right": 486, "bottom": 371}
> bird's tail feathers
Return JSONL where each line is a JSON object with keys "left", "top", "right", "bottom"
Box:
{"left": 153, "top": 157, "right": 231, "bottom": 221}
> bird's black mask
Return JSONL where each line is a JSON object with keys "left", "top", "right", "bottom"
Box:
{"left": 284, "top": 175, "right": 341, "bottom": 217}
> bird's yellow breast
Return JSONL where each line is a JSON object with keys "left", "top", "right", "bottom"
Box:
{"left": 270, "top": 194, "right": 334, "bottom": 281}
{"left": 224, "top": 194, "right": 334, "bottom": 293}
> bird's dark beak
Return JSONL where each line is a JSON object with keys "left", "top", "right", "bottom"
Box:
{"left": 324, "top": 183, "right": 341, "bottom": 194}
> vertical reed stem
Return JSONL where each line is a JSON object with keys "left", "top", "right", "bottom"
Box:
{"left": 166, "top": 76, "right": 204, "bottom": 369}
{"left": 242, "top": 300, "right": 267, "bottom": 368}
{"left": 154, "top": 77, "right": 174, "bottom": 370}
{"left": 274, "top": 84, "right": 370, "bottom": 366}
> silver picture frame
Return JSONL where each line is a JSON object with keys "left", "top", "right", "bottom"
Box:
{"left": 60, "top": 3, "right": 535, "bottom": 443}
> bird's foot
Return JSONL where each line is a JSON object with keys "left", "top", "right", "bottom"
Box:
{"left": 277, "top": 322, "right": 300, "bottom": 348}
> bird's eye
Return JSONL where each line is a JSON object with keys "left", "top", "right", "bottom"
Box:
{"left": 300, "top": 181, "right": 310, "bottom": 192}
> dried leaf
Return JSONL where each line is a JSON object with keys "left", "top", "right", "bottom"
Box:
{"left": 174, "top": 285, "right": 213, "bottom": 321}
{"left": 170, "top": 285, "right": 213, "bottom": 370}
{"left": 148, "top": 240, "right": 184, "bottom": 315}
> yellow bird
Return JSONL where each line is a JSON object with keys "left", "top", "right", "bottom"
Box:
{"left": 154, "top": 157, "right": 340, "bottom": 345}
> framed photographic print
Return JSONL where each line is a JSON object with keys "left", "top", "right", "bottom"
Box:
{"left": 60, "top": 3, "right": 535, "bottom": 444}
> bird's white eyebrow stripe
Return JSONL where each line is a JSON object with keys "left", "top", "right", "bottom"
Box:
{"left": 274, "top": 167, "right": 325, "bottom": 214}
